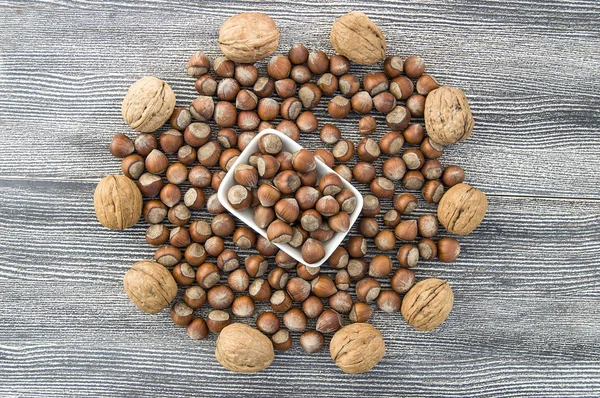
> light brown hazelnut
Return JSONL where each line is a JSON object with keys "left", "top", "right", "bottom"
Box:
{"left": 171, "top": 302, "right": 194, "bottom": 327}
{"left": 391, "top": 267, "right": 416, "bottom": 293}
{"left": 329, "top": 54, "right": 350, "bottom": 76}
{"left": 300, "top": 330, "right": 324, "bottom": 353}
{"left": 376, "top": 290, "right": 402, "bottom": 313}
{"left": 207, "top": 285, "right": 235, "bottom": 310}
{"left": 196, "top": 262, "right": 220, "bottom": 289}
{"left": 228, "top": 269, "right": 250, "bottom": 292}
{"left": 301, "top": 238, "right": 326, "bottom": 264}
{"left": 418, "top": 237, "right": 438, "bottom": 260}
{"left": 339, "top": 74, "right": 360, "bottom": 97}
{"left": 206, "top": 310, "right": 231, "bottom": 334}
{"left": 231, "top": 296, "right": 255, "bottom": 318}
{"left": 235, "top": 64, "right": 259, "bottom": 86}
{"left": 397, "top": 244, "right": 419, "bottom": 268}
{"left": 154, "top": 246, "right": 182, "bottom": 267}
{"left": 283, "top": 308, "right": 307, "bottom": 332}
{"left": 256, "top": 312, "right": 281, "bottom": 335}
{"left": 286, "top": 277, "right": 311, "bottom": 302}
{"left": 183, "top": 285, "right": 206, "bottom": 309}
{"left": 349, "top": 302, "right": 373, "bottom": 323}
{"left": 316, "top": 309, "right": 343, "bottom": 334}
{"left": 437, "top": 237, "right": 461, "bottom": 262}
{"left": 351, "top": 91, "right": 373, "bottom": 114}
{"left": 374, "top": 230, "right": 396, "bottom": 252}
{"left": 249, "top": 279, "right": 272, "bottom": 302}
{"left": 352, "top": 162, "right": 376, "bottom": 184}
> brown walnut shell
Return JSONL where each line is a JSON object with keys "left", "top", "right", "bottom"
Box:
{"left": 218, "top": 12, "right": 280, "bottom": 63}
{"left": 424, "top": 86, "right": 474, "bottom": 145}
{"left": 215, "top": 323, "right": 275, "bottom": 373}
{"left": 122, "top": 76, "right": 176, "bottom": 132}
{"left": 329, "top": 323, "right": 385, "bottom": 374}
{"left": 437, "top": 183, "right": 487, "bottom": 235}
{"left": 123, "top": 261, "right": 178, "bottom": 314}
{"left": 330, "top": 12, "right": 386, "bottom": 65}
{"left": 401, "top": 278, "right": 454, "bottom": 331}
{"left": 94, "top": 175, "right": 143, "bottom": 230}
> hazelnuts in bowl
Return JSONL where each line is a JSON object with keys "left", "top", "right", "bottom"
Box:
{"left": 218, "top": 129, "right": 363, "bottom": 267}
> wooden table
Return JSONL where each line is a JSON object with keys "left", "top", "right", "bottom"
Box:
{"left": 1, "top": 1, "right": 599, "bottom": 396}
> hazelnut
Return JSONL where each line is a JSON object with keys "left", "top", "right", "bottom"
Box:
{"left": 195, "top": 263, "right": 220, "bottom": 289}
{"left": 310, "top": 222, "right": 335, "bottom": 242}
{"left": 171, "top": 302, "right": 194, "bottom": 327}
{"left": 390, "top": 75, "right": 413, "bottom": 100}
{"left": 183, "top": 285, "right": 206, "bottom": 309}
{"left": 195, "top": 74, "right": 217, "bottom": 96}
{"left": 165, "top": 162, "right": 188, "bottom": 185}
{"left": 423, "top": 180, "right": 445, "bottom": 204}
{"left": 313, "top": 148, "right": 335, "bottom": 168}
{"left": 233, "top": 164, "right": 259, "bottom": 188}
{"left": 369, "top": 254, "right": 393, "bottom": 277}
{"left": 253, "top": 76, "right": 275, "bottom": 98}
{"left": 300, "top": 209, "right": 322, "bottom": 232}
{"left": 422, "top": 159, "right": 443, "bottom": 180}
{"left": 232, "top": 227, "right": 256, "bottom": 250}
{"left": 231, "top": 296, "right": 255, "bottom": 318}
{"left": 110, "top": 133, "right": 134, "bottom": 158}
{"left": 273, "top": 171, "right": 301, "bottom": 194}
{"left": 237, "top": 111, "right": 261, "bottom": 131}
{"left": 345, "top": 236, "right": 367, "bottom": 258}
{"left": 186, "top": 51, "right": 210, "bottom": 77}
{"left": 403, "top": 171, "right": 425, "bottom": 190}
{"left": 267, "top": 55, "right": 292, "bottom": 80}
{"left": 384, "top": 55, "right": 404, "bottom": 78}
{"left": 421, "top": 137, "right": 444, "bottom": 159}
{"left": 437, "top": 237, "right": 461, "bottom": 262}
{"left": 274, "top": 197, "right": 300, "bottom": 223}
{"left": 339, "top": 74, "right": 360, "bottom": 97}
{"left": 290, "top": 64, "right": 312, "bottom": 84}
{"left": 286, "top": 277, "right": 311, "bottom": 302}
{"left": 402, "top": 148, "right": 425, "bottom": 170}
{"left": 217, "top": 249, "right": 240, "bottom": 272}
{"left": 217, "top": 78, "right": 240, "bottom": 101}
{"left": 380, "top": 131, "right": 404, "bottom": 155}
{"left": 270, "top": 290, "right": 292, "bottom": 312}
{"left": 213, "top": 56, "right": 235, "bottom": 78}
{"left": 333, "top": 165, "right": 353, "bottom": 183}
{"left": 315, "top": 195, "right": 340, "bottom": 217}
{"left": 406, "top": 94, "right": 426, "bottom": 117}
{"left": 298, "top": 83, "right": 322, "bottom": 110}
{"left": 94, "top": 175, "right": 142, "bottom": 230}
{"left": 280, "top": 97, "right": 302, "bottom": 120}
{"left": 302, "top": 295, "right": 325, "bottom": 319}
{"left": 394, "top": 193, "right": 418, "bottom": 214}
{"left": 145, "top": 149, "right": 168, "bottom": 174}
{"left": 301, "top": 238, "right": 326, "bottom": 264}
{"left": 336, "top": 189, "right": 357, "bottom": 213}
{"left": 256, "top": 235, "right": 279, "bottom": 256}
{"left": 330, "top": 323, "right": 385, "bottom": 374}
{"left": 347, "top": 258, "right": 367, "bottom": 281}
{"left": 211, "top": 170, "right": 226, "bottom": 191}
{"left": 373, "top": 92, "right": 397, "bottom": 114}
{"left": 289, "top": 43, "right": 309, "bottom": 64}
{"left": 316, "top": 309, "right": 343, "bottom": 334}
{"left": 160, "top": 183, "right": 181, "bottom": 208}
{"left": 292, "top": 149, "right": 316, "bottom": 173}
{"left": 184, "top": 242, "right": 207, "bottom": 266}
{"left": 170, "top": 108, "right": 192, "bottom": 131}
{"left": 391, "top": 268, "right": 416, "bottom": 293}
{"left": 328, "top": 95, "right": 352, "bottom": 119}
{"left": 211, "top": 213, "right": 236, "bottom": 237}
{"left": 352, "top": 162, "right": 376, "bottom": 184}
{"left": 245, "top": 254, "right": 269, "bottom": 278}
{"left": 212, "top": 101, "right": 237, "bottom": 129}
{"left": 256, "top": 154, "right": 281, "bottom": 179}
{"left": 184, "top": 122, "right": 211, "bottom": 147}
{"left": 227, "top": 185, "right": 253, "bottom": 211}
{"left": 207, "top": 285, "right": 235, "bottom": 310}
{"left": 403, "top": 124, "right": 425, "bottom": 145}
{"left": 311, "top": 275, "right": 337, "bottom": 298}
{"left": 276, "top": 121, "right": 300, "bottom": 141}
{"left": 189, "top": 96, "right": 214, "bottom": 122}
{"left": 370, "top": 177, "right": 394, "bottom": 198}
{"left": 349, "top": 302, "right": 373, "bottom": 323}
{"left": 267, "top": 219, "right": 294, "bottom": 244}
{"left": 249, "top": 279, "right": 272, "bottom": 302}
{"left": 283, "top": 308, "right": 307, "bottom": 332}
{"left": 271, "top": 329, "right": 293, "bottom": 351}
{"left": 395, "top": 219, "right": 418, "bottom": 241}
{"left": 397, "top": 244, "right": 419, "bottom": 268}
{"left": 332, "top": 139, "right": 355, "bottom": 162}
{"left": 437, "top": 183, "right": 487, "bottom": 235}
{"left": 328, "top": 291, "right": 353, "bottom": 314}
{"left": 356, "top": 277, "right": 381, "bottom": 302}
{"left": 329, "top": 54, "right": 350, "bottom": 76}
{"left": 361, "top": 194, "right": 381, "bottom": 217}
{"left": 307, "top": 50, "right": 329, "bottom": 74}
{"left": 442, "top": 165, "right": 465, "bottom": 187}
{"left": 374, "top": 230, "right": 396, "bottom": 252}
{"left": 317, "top": 73, "right": 338, "bottom": 95}
{"left": 357, "top": 137, "right": 380, "bottom": 162}
{"left": 329, "top": 211, "right": 350, "bottom": 233}
{"left": 177, "top": 145, "right": 197, "bottom": 165}
{"left": 275, "top": 249, "right": 298, "bottom": 269}
{"left": 334, "top": 270, "right": 351, "bottom": 290}
{"left": 376, "top": 290, "right": 402, "bottom": 313}
{"left": 234, "top": 64, "right": 259, "bottom": 86}
{"left": 300, "top": 330, "right": 324, "bottom": 353}
{"left": 197, "top": 141, "right": 221, "bottom": 167}
{"left": 320, "top": 124, "right": 342, "bottom": 145}
{"left": 134, "top": 133, "right": 158, "bottom": 156}
{"left": 154, "top": 246, "right": 182, "bottom": 267}
{"left": 358, "top": 217, "right": 379, "bottom": 238}
{"left": 205, "top": 236, "right": 225, "bottom": 257}
{"left": 123, "top": 261, "right": 177, "bottom": 314}
{"left": 228, "top": 269, "right": 250, "bottom": 292}
{"left": 206, "top": 193, "right": 226, "bottom": 214}
{"left": 295, "top": 186, "right": 320, "bottom": 210}
{"left": 418, "top": 237, "right": 438, "bottom": 260}
{"left": 296, "top": 111, "right": 319, "bottom": 133}
{"left": 383, "top": 209, "right": 402, "bottom": 228}
{"left": 386, "top": 105, "right": 411, "bottom": 131}
{"left": 206, "top": 310, "right": 232, "bottom": 334}
{"left": 363, "top": 72, "right": 389, "bottom": 96}
{"left": 214, "top": 323, "right": 274, "bottom": 372}
{"left": 143, "top": 200, "right": 167, "bottom": 225}
{"left": 146, "top": 224, "right": 169, "bottom": 246}
{"left": 274, "top": 78, "right": 297, "bottom": 99}
{"left": 351, "top": 91, "right": 373, "bottom": 114}
{"left": 382, "top": 157, "right": 406, "bottom": 181}
{"left": 401, "top": 278, "right": 454, "bottom": 331}
{"left": 257, "top": 98, "right": 280, "bottom": 121}
{"left": 256, "top": 312, "right": 281, "bottom": 335}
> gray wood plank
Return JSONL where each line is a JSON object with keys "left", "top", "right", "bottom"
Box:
{"left": 0, "top": 0, "right": 599, "bottom": 396}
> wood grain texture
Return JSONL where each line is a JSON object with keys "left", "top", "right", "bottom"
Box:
{"left": 0, "top": 0, "right": 599, "bottom": 396}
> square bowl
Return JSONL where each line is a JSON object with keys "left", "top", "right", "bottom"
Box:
{"left": 217, "top": 129, "right": 363, "bottom": 267}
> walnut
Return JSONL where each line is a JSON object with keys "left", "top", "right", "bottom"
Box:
{"left": 215, "top": 323, "right": 275, "bottom": 373}
{"left": 329, "top": 323, "right": 385, "bottom": 374}
{"left": 123, "top": 261, "right": 178, "bottom": 314}
{"left": 424, "top": 86, "right": 474, "bottom": 145}
{"left": 121, "top": 76, "right": 176, "bottom": 133}
{"left": 437, "top": 183, "right": 487, "bottom": 235}
{"left": 94, "top": 175, "right": 143, "bottom": 230}
{"left": 218, "top": 12, "right": 280, "bottom": 63}
{"left": 330, "top": 12, "right": 386, "bottom": 65}
{"left": 401, "top": 278, "right": 454, "bottom": 331}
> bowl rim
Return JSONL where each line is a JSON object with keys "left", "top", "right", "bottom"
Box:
{"left": 217, "top": 129, "right": 364, "bottom": 267}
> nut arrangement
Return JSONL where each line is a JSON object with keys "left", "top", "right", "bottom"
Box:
{"left": 94, "top": 11, "right": 488, "bottom": 374}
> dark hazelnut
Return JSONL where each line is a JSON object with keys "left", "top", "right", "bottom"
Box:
{"left": 186, "top": 51, "right": 210, "bottom": 77}
{"left": 110, "top": 133, "right": 134, "bottom": 158}
{"left": 422, "top": 159, "right": 443, "bottom": 180}
{"left": 404, "top": 55, "right": 425, "bottom": 78}
{"left": 442, "top": 165, "right": 465, "bottom": 187}
{"left": 274, "top": 78, "right": 297, "bottom": 99}
{"left": 316, "top": 73, "right": 338, "bottom": 95}
{"left": 194, "top": 74, "right": 217, "bottom": 96}
{"left": 289, "top": 43, "right": 309, "bottom": 64}
{"left": 307, "top": 50, "right": 329, "bottom": 74}
{"left": 256, "top": 312, "right": 281, "bottom": 335}
{"left": 403, "top": 124, "right": 425, "bottom": 145}
{"left": 395, "top": 219, "right": 418, "bottom": 241}
{"left": 345, "top": 236, "right": 367, "bottom": 258}
{"left": 358, "top": 217, "right": 379, "bottom": 238}
{"left": 177, "top": 145, "right": 197, "bottom": 165}
{"left": 170, "top": 108, "right": 192, "bottom": 131}
{"left": 217, "top": 78, "right": 240, "bottom": 101}
{"left": 390, "top": 76, "right": 414, "bottom": 100}
{"left": 363, "top": 72, "right": 389, "bottom": 96}
{"left": 137, "top": 173, "right": 163, "bottom": 198}
{"left": 329, "top": 54, "right": 350, "bottom": 76}
{"left": 384, "top": 55, "right": 404, "bottom": 78}
{"left": 234, "top": 63, "right": 259, "bottom": 86}
{"left": 383, "top": 209, "right": 402, "bottom": 228}
{"left": 249, "top": 278, "right": 272, "bottom": 302}
{"left": 397, "top": 244, "right": 419, "bottom": 268}
{"left": 373, "top": 92, "right": 397, "bottom": 114}
{"left": 145, "top": 149, "right": 168, "bottom": 174}
{"left": 351, "top": 91, "right": 373, "bottom": 114}
{"left": 275, "top": 197, "right": 300, "bottom": 223}
{"left": 391, "top": 268, "right": 416, "bottom": 293}
{"left": 267, "top": 219, "right": 294, "bottom": 244}
{"left": 245, "top": 254, "right": 269, "bottom": 278}
{"left": 121, "top": 154, "right": 145, "bottom": 179}
{"left": 422, "top": 180, "right": 445, "bottom": 203}
{"left": 421, "top": 137, "right": 444, "bottom": 159}
{"left": 349, "top": 302, "right": 373, "bottom": 323}
{"left": 380, "top": 131, "right": 405, "bottom": 155}
{"left": 290, "top": 64, "right": 312, "bottom": 84}
{"left": 438, "top": 237, "right": 461, "bottom": 262}
{"left": 374, "top": 230, "right": 396, "bottom": 252}
{"left": 339, "top": 74, "right": 360, "bottom": 96}
{"left": 183, "top": 285, "right": 206, "bottom": 309}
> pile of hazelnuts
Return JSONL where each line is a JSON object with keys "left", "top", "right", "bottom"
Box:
{"left": 110, "top": 44, "right": 465, "bottom": 353}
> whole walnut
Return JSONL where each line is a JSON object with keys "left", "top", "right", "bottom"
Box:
{"left": 424, "top": 86, "right": 474, "bottom": 145}
{"left": 329, "top": 323, "right": 385, "bottom": 374}
{"left": 122, "top": 76, "right": 176, "bottom": 132}
{"left": 123, "top": 261, "right": 178, "bottom": 314}
{"left": 330, "top": 12, "right": 386, "bottom": 65}
{"left": 215, "top": 323, "right": 274, "bottom": 373}
{"left": 401, "top": 278, "right": 454, "bottom": 331}
{"left": 94, "top": 175, "right": 142, "bottom": 230}
{"left": 218, "top": 12, "right": 280, "bottom": 63}
{"left": 437, "top": 183, "right": 487, "bottom": 235}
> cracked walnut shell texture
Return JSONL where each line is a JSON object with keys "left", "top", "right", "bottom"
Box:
{"left": 94, "top": 174, "right": 142, "bottom": 230}
{"left": 329, "top": 323, "right": 386, "bottom": 374}
{"left": 215, "top": 323, "right": 275, "bottom": 373}
{"left": 121, "top": 76, "right": 176, "bottom": 133}
{"left": 123, "top": 261, "right": 178, "bottom": 314}
{"left": 437, "top": 183, "right": 488, "bottom": 235}
{"left": 401, "top": 278, "right": 454, "bottom": 331}
{"left": 424, "top": 86, "right": 475, "bottom": 145}
{"left": 330, "top": 12, "right": 386, "bottom": 65}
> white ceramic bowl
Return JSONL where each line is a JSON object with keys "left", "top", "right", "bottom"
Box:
{"left": 217, "top": 129, "right": 364, "bottom": 267}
